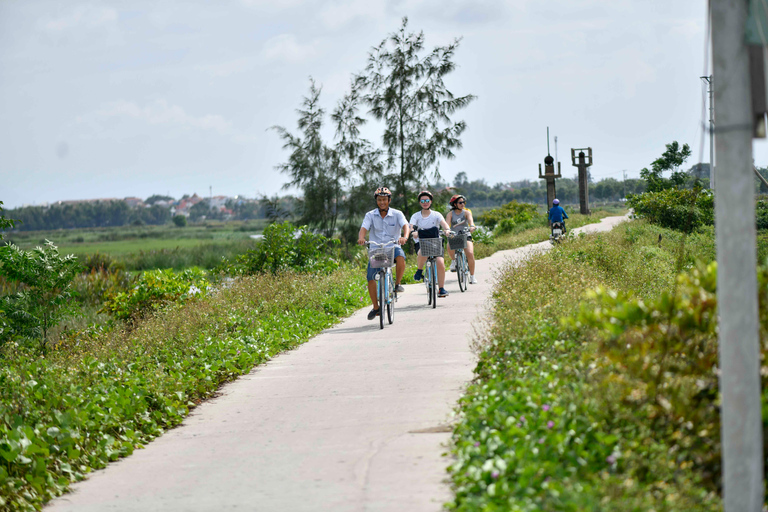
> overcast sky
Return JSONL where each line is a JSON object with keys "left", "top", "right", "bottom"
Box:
{"left": 2, "top": 0, "right": 756, "bottom": 209}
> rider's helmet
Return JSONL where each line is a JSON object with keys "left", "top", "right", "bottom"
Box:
{"left": 417, "top": 190, "right": 433, "bottom": 201}
{"left": 374, "top": 186, "right": 392, "bottom": 199}
{"left": 552, "top": 198, "right": 560, "bottom": 205}
{"left": 449, "top": 194, "right": 466, "bottom": 208}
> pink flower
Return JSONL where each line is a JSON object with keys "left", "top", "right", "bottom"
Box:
{"left": 607, "top": 455, "right": 617, "bottom": 465}
{"left": 547, "top": 421, "right": 554, "bottom": 429}
{"left": 491, "top": 471, "right": 500, "bottom": 479}
{"left": 542, "top": 404, "right": 550, "bottom": 411}
{"left": 474, "top": 442, "right": 480, "bottom": 447}
{"left": 520, "top": 415, "right": 526, "bottom": 422}
{"left": 538, "top": 437, "right": 545, "bottom": 444}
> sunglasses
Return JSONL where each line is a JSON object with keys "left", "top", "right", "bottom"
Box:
{"left": 420, "top": 199, "right": 431, "bottom": 203}
{"left": 457, "top": 201, "right": 466, "bottom": 205}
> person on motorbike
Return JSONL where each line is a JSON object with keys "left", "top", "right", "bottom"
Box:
{"left": 548, "top": 198, "right": 568, "bottom": 233}
{"left": 358, "top": 187, "right": 410, "bottom": 320}
{"left": 410, "top": 190, "right": 451, "bottom": 298}
{"left": 445, "top": 194, "right": 478, "bottom": 284}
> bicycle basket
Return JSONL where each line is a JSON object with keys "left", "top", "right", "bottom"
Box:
{"left": 419, "top": 237, "right": 443, "bottom": 257}
{"left": 369, "top": 246, "right": 395, "bottom": 268}
{"left": 448, "top": 233, "right": 467, "bottom": 250}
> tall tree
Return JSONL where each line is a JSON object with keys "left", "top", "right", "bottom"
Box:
{"left": 356, "top": 17, "right": 476, "bottom": 214}
{"left": 273, "top": 79, "right": 346, "bottom": 237}
{"left": 640, "top": 141, "right": 692, "bottom": 193}
{"left": 331, "top": 82, "right": 386, "bottom": 242}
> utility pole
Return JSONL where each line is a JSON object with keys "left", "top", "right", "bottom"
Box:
{"left": 622, "top": 170, "right": 627, "bottom": 199}
{"left": 711, "top": 1, "right": 763, "bottom": 510}
{"left": 701, "top": 75, "right": 715, "bottom": 188}
{"left": 554, "top": 136, "right": 558, "bottom": 168}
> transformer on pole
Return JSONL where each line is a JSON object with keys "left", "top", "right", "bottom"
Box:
{"left": 571, "top": 147, "right": 593, "bottom": 215}
{"left": 538, "top": 128, "right": 561, "bottom": 209}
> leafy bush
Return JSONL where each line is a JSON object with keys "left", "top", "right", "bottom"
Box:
{"left": 229, "top": 221, "right": 339, "bottom": 275}
{"left": 758, "top": 200, "right": 768, "bottom": 230}
{"left": 0, "top": 242, "right": 80, "bottom": 350}
{"left": 448, "top": 222, "right": 724, "bottom": 511}
{"left": 477, "top": 201, "right": 540, "bottom": 231}
{"left": 102, "top": 268, "right": 209, "bottom": 322}
{"left": 574, "top": 261, "right": 768, "bottom": 493}
{"left": 627, "top": 187, "right": 713, "bottom": 232}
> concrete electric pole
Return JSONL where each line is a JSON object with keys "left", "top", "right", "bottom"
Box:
{"left": 701, "top": 75, "right": 715, "bottom": 189}
{"left": 571, "top": 148, "right": 593, "bottom": 214}
{"left": 711, "top": 0, "right": 763, "bottom": 510}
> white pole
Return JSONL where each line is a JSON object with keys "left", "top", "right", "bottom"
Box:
{"left": 711, "top": 1, "right": 763, "bottom": 511}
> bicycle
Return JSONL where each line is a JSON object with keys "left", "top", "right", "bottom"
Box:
{"left": 448, "top": 229, "right": 470, "bottom": 292}
{"left": 418, "top": 237, "right": 443, "bottom": 309}
{"left": 366, "top": 240, "right": 398, "bottom": 329}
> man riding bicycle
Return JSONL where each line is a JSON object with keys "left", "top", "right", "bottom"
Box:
{"left": 548, "top": 198, "right": 568, "bottom": 232}
{"left": 358, "top": 187, "right": 410, "bottom": 320}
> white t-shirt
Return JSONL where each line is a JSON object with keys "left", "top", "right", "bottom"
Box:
{"left": 361, "top": 207, "right": 408, "bottom": 244}
{"left": 410, "top": 210, "right": 446, "bottom": 233}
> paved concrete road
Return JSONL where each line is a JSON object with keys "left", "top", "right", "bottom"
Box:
{"left": 46, "top": 215, "right": 628, "bottom": 512}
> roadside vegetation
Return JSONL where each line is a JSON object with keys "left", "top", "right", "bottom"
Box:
{"left": 447, "top": 144, "right": 768, "bottom": 510}
{"left": 447, "top": 221, "right": 768, "bottom": 511}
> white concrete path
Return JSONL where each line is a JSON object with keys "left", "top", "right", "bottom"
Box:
{"left": 46, "top": 215, "right": 628, "bottom": 512}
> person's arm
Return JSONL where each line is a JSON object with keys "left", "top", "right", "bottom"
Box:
{"left": 445, "top": 210, "right": 453, "bottom": 227}
{"left": 562, "top": 207, "right": 569, "bottom": 219}
{"left": 439, "top": 213, "right": 451, "bottom": 236}
{"left": 465, "top": 210, "right": 476, "bottom": 232}
{"left": 358, "top": 227, "right": 368, "bottom": 245}
{"left": 400, "top": 223, "right": 410, "bottom": 245}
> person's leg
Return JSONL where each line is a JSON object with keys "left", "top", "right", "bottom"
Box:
{"left": 437, "top": 257, "right": 446, "bottom": 288}
{"left": 416, "top": 254, "right": 427, "bottom": 269}
{"left": 368, "top": 280, "right": 378, "bottom": 308}
{"left": 394, "top": 255, "right": 405, "bottom": 285}
{"left": 466, "top": 241, "right": 476, "bottom": 275}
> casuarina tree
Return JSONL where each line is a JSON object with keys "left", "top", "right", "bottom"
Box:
{"left": 272, "top": 79, "right": 347, "bottom": 237}
{"left": 356, "top": 17, "right": 476, "bottom": 214}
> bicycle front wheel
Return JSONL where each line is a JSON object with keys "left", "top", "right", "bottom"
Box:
{"left": 431, "top": 261, "right": 438, "bottom": 309}
{"left": 378, "top": 273, "right": 386, "bottom": 329}
{"left": 425, "top": 262, "right": 433, "bottom": 306}
{"left": 457, "top": 251, "right": 467, "bottom": 292}
{"left": 387, "top": 271, "right": 395, "bottom": 324}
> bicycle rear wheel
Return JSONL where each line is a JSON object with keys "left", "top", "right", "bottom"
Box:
{"left": 387, "top": 271, "right": 395, "bottom": 324}
{"left": 457, "top": 251, "right": 467, "bottom": 292}
{"left": 378, "top": 273, "right": 386, "bottom": 329}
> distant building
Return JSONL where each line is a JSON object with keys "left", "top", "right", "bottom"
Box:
{"left": 124, "top": 197, "right": 144, "bottom": 208}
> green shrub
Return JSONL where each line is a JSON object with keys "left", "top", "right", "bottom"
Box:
{"left": 102, "top": 268, "right": 209, "bottom": 322}
{"left": 574, "top": 261, "right": 768, "bottom": 493}
{"left": 0, "top": 241, "right": 80, "bottom": 350}
{"left": 758, "top": 200, "right": 768, "bottom": 230}
{"left": 477, "top": 201, "right": 540, "bottom": 231}
{"left": 229, "top": 222, "right": 339, "bottom": 275}
{"left": 448, "top": 222, "right": 724, "bottom": 511}
{"left": 627, "top": 188, "right": 713, "bottom": 232}
{"left": 0, "top": 268, "right": 367, "bottom": 511}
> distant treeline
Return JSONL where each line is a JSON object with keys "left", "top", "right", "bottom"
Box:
{"left": 6, "top": 201, "right": 171, "bottom": 232}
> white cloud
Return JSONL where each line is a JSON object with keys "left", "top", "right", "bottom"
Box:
{"left": 41, "top": 5, "right": 118, "bottom": 32}
{"left": 80, "top": 99, "right": 232, "bottom": 133}
{"left": 195, "top": 57, "right": 255, "bottom": 78}
{"left": 261, "top": 34, "right": 318, "bottom": 63}
{"left": 318, "top": 0, "right": 387, "bottom": 30}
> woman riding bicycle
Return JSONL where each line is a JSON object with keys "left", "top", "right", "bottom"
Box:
{"left": 358, "top": 187, "right": 409, "bottom": 320}
{"left": 410, "top": 190, "right": 451, "bottom": 298}
{"left": 445, "top": 194, "right": 478, "bottom": 284}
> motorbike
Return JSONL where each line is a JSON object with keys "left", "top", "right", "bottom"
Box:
{"left": 550, "top": 221, "right": 564, "bottom": 244}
